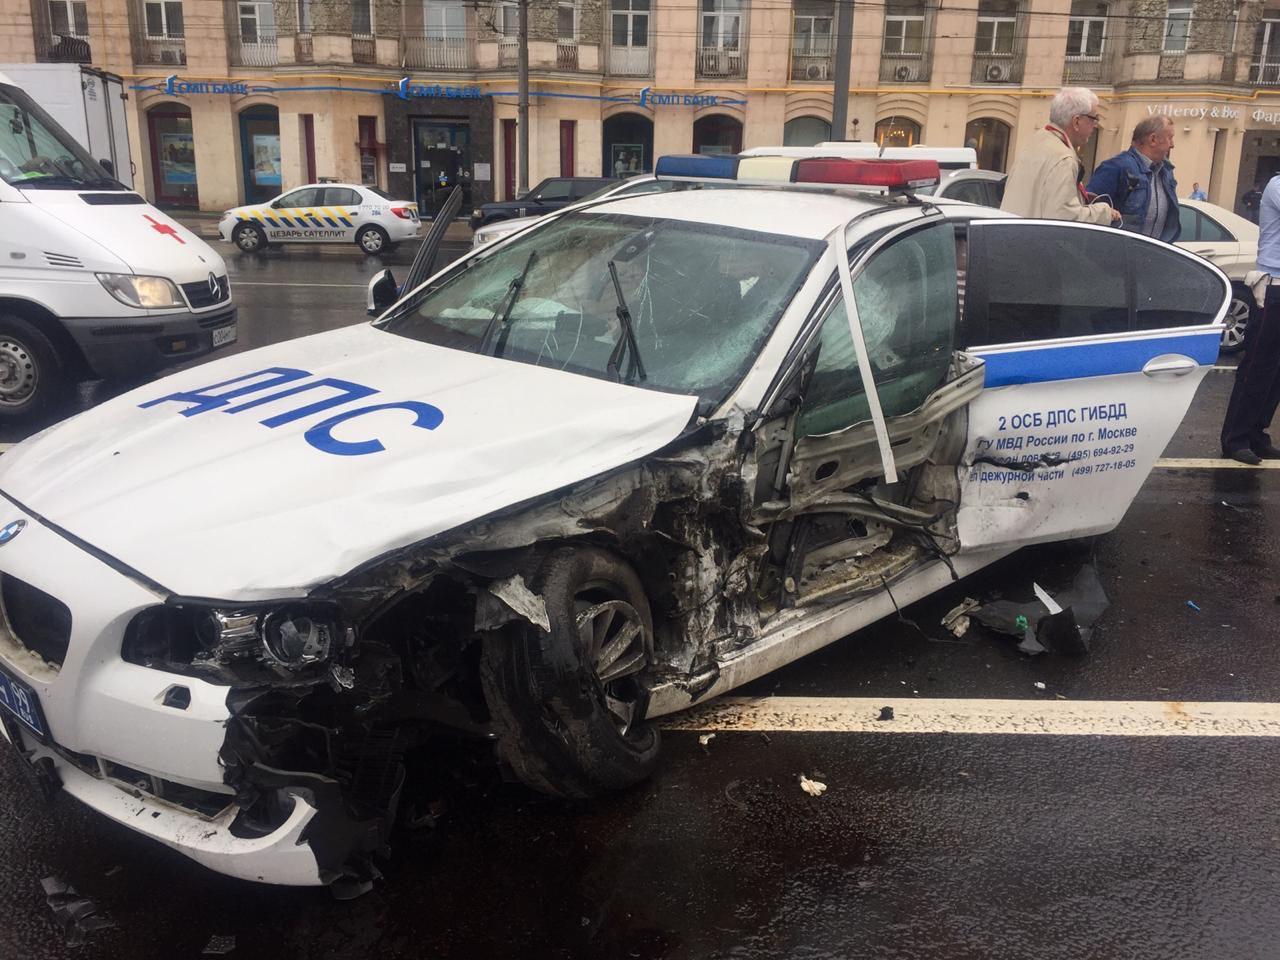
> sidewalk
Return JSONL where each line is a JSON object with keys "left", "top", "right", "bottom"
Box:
{"left": 171, "top": 211, "right": 474, "bottom": 244}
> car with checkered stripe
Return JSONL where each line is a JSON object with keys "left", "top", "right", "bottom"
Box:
{"left": 219, "top": 183, "right": 421, "bottom": 255}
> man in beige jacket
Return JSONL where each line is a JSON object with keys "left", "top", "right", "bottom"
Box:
{"left": 1000, "top": 87, "right": 1119, "bottom": 225}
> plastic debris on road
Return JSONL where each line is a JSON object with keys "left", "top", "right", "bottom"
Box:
{"left": 1187, "top": 600, "right": 1202, "bottom": 612}
{"left": 968, "top": 565, "right": 1108, "bottom": 657}
{"left": 40, "top": 877, "right": 115, "bottom": 947}
{"left": 202, "top": 934, "right": 237, "bottom": 956}
{"left": 876, "top": 706, "right": 895, "bottom": 721}
{"left": 1034, "top": 681, "right": 1047, "bottom": 690}
{"left": 799, "top": 774, "right": 827, "bottom": 797}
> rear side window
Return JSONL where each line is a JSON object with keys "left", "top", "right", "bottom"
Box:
{"left": 945, "top": 179, "right": 993, "bottom": 206}
{"left": 277, "top": 188, "right": 321, "bottom": 207}
{"left": 325, "top": 187, "right": 361, "bottom": 206}
{"left": 531, "top": 179, "right": 573, "bottom": 200}
{"left": 964, "top": 221, "right": 1226, "bottom": 346}
{"left": 1194, "top": 210, "right": 1234, "bottom": 243}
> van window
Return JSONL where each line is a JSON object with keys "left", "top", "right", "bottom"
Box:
{"left": 799, "top": 222, "right": 957, "bottom": 435}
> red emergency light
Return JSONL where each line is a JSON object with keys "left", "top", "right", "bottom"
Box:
{"left": 793, "top": 157, "right": 941, "bottom": 190}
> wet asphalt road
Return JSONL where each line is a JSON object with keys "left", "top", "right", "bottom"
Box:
{"left": 0, "top": 246, "right": 1278, "bottom": 959}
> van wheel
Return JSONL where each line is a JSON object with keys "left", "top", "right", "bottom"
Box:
{"left": 0, "top": 314, "right": 68, "bottom": 422}
{"left": 232, "top": 223, "right": 267, "bottom": 253}
{"left": 480, "top": 546, "right": 661, "bottom": 799}
{"left": 357, "top": 225, "right": 390, "bottom": 255}
{"left": 1222, "top": 286, "right": 1252, "bottom": 354}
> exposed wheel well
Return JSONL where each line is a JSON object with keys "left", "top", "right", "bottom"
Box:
{"left": 0, "top": 298, "right": 90, "bottom": 380}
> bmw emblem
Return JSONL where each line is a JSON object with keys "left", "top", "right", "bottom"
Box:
{"left": 0, "top": 519, "right": 25, "bottom": 545}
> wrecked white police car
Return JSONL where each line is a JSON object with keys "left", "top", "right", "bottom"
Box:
{"left": 0, "top": 155, "right": 1227, "bottom": 888}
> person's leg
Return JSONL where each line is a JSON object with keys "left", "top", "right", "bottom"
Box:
{"left": 1222, "top": 286, "right": 1280, "bottom": 459}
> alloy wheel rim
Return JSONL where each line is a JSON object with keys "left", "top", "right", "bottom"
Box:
{"left": 574, "top": 598, "right": 648, "bottom": 735}
{"left": 1224, "top": 298, "right": 1249, "bottom": 349}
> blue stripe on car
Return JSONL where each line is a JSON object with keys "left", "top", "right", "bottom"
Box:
{"left": 972, "top": 330, "right": 1221, "bottom": 388}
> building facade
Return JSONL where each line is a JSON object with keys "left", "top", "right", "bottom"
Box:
{"left": 6, "top": 0, "right": 1280, "bottom": 216}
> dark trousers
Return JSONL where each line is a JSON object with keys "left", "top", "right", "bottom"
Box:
{"left": 1221, "top": 283, "right": 1280, "bottom": 453}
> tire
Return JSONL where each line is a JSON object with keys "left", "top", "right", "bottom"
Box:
{"left": 0, "top": 313, "right": 69, "bottom": 422}
{"left": 1222, "top": 286, "right": 1252, "bottom": 355}
{"left": 232, "top": 222, "right": 267, "bottom": 253}
{"left": 480, "top": 546, "right": 661, "bottom": 799}
{"left": 357, "top": 225, "right": 390, "bottom": 255}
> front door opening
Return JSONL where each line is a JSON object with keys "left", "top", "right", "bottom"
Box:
{"left": 413, "top": 118, "right": 471, "bottom": 218}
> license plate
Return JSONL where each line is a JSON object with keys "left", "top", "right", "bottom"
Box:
{"left": 211, "top": 324, "right": 237, "bottom": 348}
{"left": 0, "top": 665, "right": 47, "bottom": 739}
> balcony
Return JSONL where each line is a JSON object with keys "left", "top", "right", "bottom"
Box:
{"left": 972, "top": 51, "right": 1022, "bottom": 83}
{"left": 1251, "top": 59, "right": 1280, "bottom": 84}
{"left": 791, "top": 41, "right": 833, "bottom": 81}
{"left": 133, "top": 33, "right": 186, "bottom": 65}
{"left": 606, "top": 43, "right": 652, "bottom": 76}
{"left": 498, "top": 36, "right": 518, "bottom": 66}
{"left": 697, "top": 46, "right": 746, "bottom": 79}
{"left": 880, "top": 52, "right": 929, "bottom": 82}
{"left": 229, "top": 33, "right": 278, "bottom": 66}
{"left": 557, "top": 39, "right": 578, "bottom": 69}
{"left": 351, "top": 32, "right": 375, "bottom": 63}
{"left": 400, "top": 33, "right": 473, "bottom": 69}
{"left": 294, "top": 32, "right": 313, "bottom": 62}
{"left": 34, "top": 28, "right": 91, "bottom": 62}
{"left": 1063, "top": 54, "right": 1107, "bottom": 83}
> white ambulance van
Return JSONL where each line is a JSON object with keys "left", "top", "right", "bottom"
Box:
{"left": 0, "top": 72, "right": 236, "bottom": 421}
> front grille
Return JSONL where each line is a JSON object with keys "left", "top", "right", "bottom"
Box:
{"left": 180, "top": 275, "right": 230, "bottom": 309}
{"left": 195, "top": 308, "right": 236, "bottom": 330}
{"left": 1, "top": 575, "right": 72, "bottom": 668}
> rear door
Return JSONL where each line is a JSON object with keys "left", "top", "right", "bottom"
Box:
{"left": 321, "top": 187, "right": 362, "bottom": 242}
{"left": 268, "top": 187, "right": 322, "bottom": 242}
{"left": 957, "top": 219, "right": 1228, "bottom": 551}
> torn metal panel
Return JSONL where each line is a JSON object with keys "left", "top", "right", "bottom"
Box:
{"left": 476, "top": 575, "right": 551, "bottom": 632}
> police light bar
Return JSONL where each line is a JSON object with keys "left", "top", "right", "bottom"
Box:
{"left": 653, "top": 153, "right": 940, "bottom": 191}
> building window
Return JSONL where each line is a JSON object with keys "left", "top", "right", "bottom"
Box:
{"left": 238, "top": 0, "right": 274, "bottom": 43}
{"left": 793, "top": 0, "right": 833, "bottom": 55}
{"left": 558, "top": 1, "right": 577, "bottom": 38}
{"left": 1066, "top": 0, "right": 1105, "bottom": 57}
{"left": 701, "top": 0, "right": 743, "bottom": 51}
{"left": 560, "top": 120, "right": 576, "bottom": 176}
{"left": 612, "top": 0, "right": 648, "bottom": 47}
{"left": 1164, "top": 0, "right": 1191, "bottom": 53}
{"left": 426, "top": 0, "right": 465, "bottom": 38}
{"left": 784, "top": 115, "right": 830, "bottom": 145}
{"left": 144, "top": 0, "right": 183, "bottom": 37}
{"left": 975, "top": 0, "right": 1017, "bottom": 53}
{"left": 351, "top": 0, "right": 372, "bottom": 34}
{"left": 498, "top": 2, "right": 518, "bottom": 37}
{"left": 884, "top": 0, "right": 925, "bottom": 54}
{"left": 965, "top": 117, "right": 1010, "bottom": 171}
{"left": 1253, "top": 16, "right": 1280, "bottom": 81}
{"left": 49, "top": 0, "right": 89, "bottom": 38}
{"left": 875, "top": 116, "right": 921, "bottom": 147}
{"left": 297, "top": 0, "right": 311, "bottom": 32}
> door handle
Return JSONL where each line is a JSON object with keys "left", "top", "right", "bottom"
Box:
{"left": 1190, "top": 248, "right": 1219, "bottom": 257}
{"left": 1142, "top": 353, "right": 1197, "bottom": 378}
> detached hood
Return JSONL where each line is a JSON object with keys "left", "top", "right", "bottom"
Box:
{"left": 23, "top": 189, "right": 226, "bottom": 284}
{"left": 0, "top": 324, "right": 697, "bottom": 600}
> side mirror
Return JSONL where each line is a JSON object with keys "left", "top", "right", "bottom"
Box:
{"left": 270, "top": 198, "right": 286, "bottom": 209}
{"left": 367, "top": 268, "right": 398, "bottom": 316}
{"left": 99, "top": 158, "right": 114, "bottom": 176}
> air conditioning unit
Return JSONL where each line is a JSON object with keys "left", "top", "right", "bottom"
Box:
{"left": 894, "top": 63, "right": 919, "bottom": 81}
{"left": 985, "top": 62, "right": 1010, "bottom": 81}
{"left": 805, "top": 61, "right": 829, "bottom": 80}
{"left": 160, "top": 47, "right": 180, "bottom": 64}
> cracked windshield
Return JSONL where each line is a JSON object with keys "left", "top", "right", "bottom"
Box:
{"left": 378, "top": 211, "right": 823, "bottom": 406}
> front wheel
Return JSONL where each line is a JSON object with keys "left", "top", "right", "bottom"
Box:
{"left": 1222, "top": 287, "right": 1252, "bottom": 354}
{"left": 0, "top": 314, "right": 69, "bottom": 422}
{"left": 356, "top": 225, "right": 390, "bottom": 255}
{"left": 480, "top": 546, "right": 661, "bottom": 799}
{"left": 232, "top": 222, "right": 267, "bottom": 253}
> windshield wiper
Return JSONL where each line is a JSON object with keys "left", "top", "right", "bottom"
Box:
{"left": 605, "top": 260, "right": 647, "bottom": 383}
{"left": 478, "top": 250, "right": 538, "bottom": 357}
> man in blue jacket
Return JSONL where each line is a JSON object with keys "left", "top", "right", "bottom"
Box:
{"left": 1086, "top": 114, "right": 1181, "bottom": 243}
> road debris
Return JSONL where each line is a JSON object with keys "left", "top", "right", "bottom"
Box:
{"left": 799, "top": 774, "right": 827, "bottom": 797}
{"left": 698, "top": 733, "right": 716, "bottom": 753}
{"left": 968, "top": 565, "right": 1108, "bottom": 657}
{"left": 1033, "top": 681, "right": 1047, "bottom": 691}
{"left": 202, "top": 934, "right": 237, "bottom": 956}
{"left": 40, "top": 877, "right": 115, "bottom": 947}
{"left": 876, "top": 706, "right": 895, "bottom": 721}
{"left": 1187, "top": 600, "right": 1202, "bottom": 612}
{"left": 941, "top": 598, "right": 979, "bottom": 638}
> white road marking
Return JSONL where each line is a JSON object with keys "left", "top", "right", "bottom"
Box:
{"left": 1210, "top": 365, "right": 1237, "bottom": 371}
{"left": 228, "top": 281, "right": 366, "bottom": 288}
{"left": 1154, "top": 457, "right": 1280, "bottom": 469}
{"left": 661, "top": 696, "right": 1280, "bottom": 737}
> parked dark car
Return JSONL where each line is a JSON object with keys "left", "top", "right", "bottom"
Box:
{"left": 471, "top": 176, "right": 615, "bottom": 228}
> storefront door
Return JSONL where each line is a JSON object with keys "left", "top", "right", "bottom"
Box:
{"left": 412, "top": 118, "right": 471, "bottom": 218}
{"left": 239, "top": 107, "right": 282, "bottom": 204}
{"left": 147, "top": 107, "right": 198, "bottom": 208}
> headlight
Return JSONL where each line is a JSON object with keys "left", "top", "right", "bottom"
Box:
{"left": 97, "top": 273, "right": 184, "bottom": 309}
{"left": 262, "top": 611, "right": 334, "bottom": 668}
